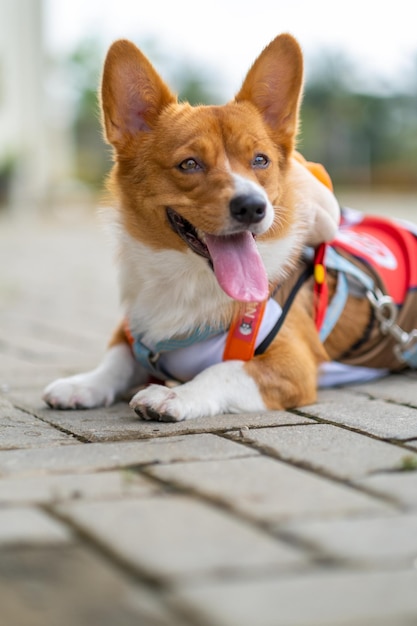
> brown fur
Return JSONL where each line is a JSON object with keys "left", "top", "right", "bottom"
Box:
{"left": 246, "top": 293, "right": 328, "bottom": 408}
{"left": 102, "top": 36, "right": 301, "bottom": 252}
{"left": 108, "top": 320, "right": 130, "bottom": 348}
{"left": 100, "top": 34, "right": 371, "bottom": 411}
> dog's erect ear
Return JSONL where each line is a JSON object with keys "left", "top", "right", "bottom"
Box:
{"left": 101, "top": 40, "right": 176, "bottom": 147}
{"left": 235, "top": 34, "right": 303, "bottom": 154}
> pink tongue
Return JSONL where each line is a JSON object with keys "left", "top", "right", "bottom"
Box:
{"left": 205, "top": 232, "right": 269, "bottom": 302}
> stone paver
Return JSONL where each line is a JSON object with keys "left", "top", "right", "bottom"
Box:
{"left": 58, "top": 494, "right": 307, "bottom": 582}
{"left": 171, "top": 568, "right": 417, "bottom": 626}
{"left": 2, "top": 209, "right": 417, "bottom": 626}
{"left": 0, "top": 396, "right": 75, "bottom": 449}
{"left": 280, "top": 512, "right": 417, "bottom": 567}
{"left": 300, "top": 389, "right": 417, "bottom": 440}
{"left": 0, "top": 433, "right": 256, "bottom": 476}
{"left": 8, "top": 389, "right": 312, "bottom": 441}
{"left": 0, "top": 362, "right": 83, "bottom": 394}
{"left": 0, "top": 545, "right": 183, "bottom": 626}
{"left": 148, "top": 456, "right": 392, "bottom": 524}
{"left": 357, "top": 471, "right": 417, "bottom": 508}
{"left": 229, "top": 423, "right": 417, "bottom": 480}
{"left": 349, "top": 374, "right": 417, "bottom": 408}
{"left": 0, "top": 506, "right": 71, "bottom": 545}
{"left": 0, "top": 470, "right": 160, "bottom": 504}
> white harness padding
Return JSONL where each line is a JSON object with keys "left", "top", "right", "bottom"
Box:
{"left": 149, "top": 294, "right": 388, "bottom": 387}
{"left": 318, "top": 362, "right": 388, "bottom": 387}
{"left": 157, "top": 298, "right": 282, "bottom": 381}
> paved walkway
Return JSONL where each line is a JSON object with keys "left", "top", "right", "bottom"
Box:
{"left": 1, "top": 197, "right": 417, "bottom": 626}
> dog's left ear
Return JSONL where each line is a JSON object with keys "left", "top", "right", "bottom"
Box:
{"left": 235, "top": 34, "right": 303, "bottom": 154}
{"left": 101, "top": 39, "right": 177, "bottom": 148}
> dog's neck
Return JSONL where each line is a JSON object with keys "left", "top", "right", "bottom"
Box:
{"left": 117, "top": 229, "right": 231, "bottom": 342}
{"left": 115, "top": 222, "right": 305, "bottom": 344}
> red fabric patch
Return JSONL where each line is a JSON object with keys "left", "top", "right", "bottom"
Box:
{"left": 334, "top": 216, "right": 417, "bottom": 305}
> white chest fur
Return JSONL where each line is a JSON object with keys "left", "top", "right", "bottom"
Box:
{"left": 117, "top": 231, "right": 230, "bottom": 342}
{"left": 116, "top": 225, "right": 303, "bottom": 344}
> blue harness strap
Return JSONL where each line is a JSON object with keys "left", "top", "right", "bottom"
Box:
{"left": 319, "top": 271, "right": 349, "bottom": 342}
{"left": 399, "top": 337, "right": 417, "bottom": 367}
{"left": 126, "top": 234, "right": 417, "bottom": 378}
{"left": 128, "top": 324, "right": 225, "bottom": 380}
{"left": 319, "top": 246, "right": 375, "bottom": 342}
{"left": 322, "top": 245, "right": 417, "bottom": 368}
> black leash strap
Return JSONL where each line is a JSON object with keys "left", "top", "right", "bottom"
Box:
{"left": 255, "top": 265, "right": 313, "bottom": 356}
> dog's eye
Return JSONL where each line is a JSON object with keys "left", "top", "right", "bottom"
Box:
{"left": 178, "top": 158, "right": 202, "bottom": 172}
{"left": 252, "top": 154, "right": 270, "bottom": 169}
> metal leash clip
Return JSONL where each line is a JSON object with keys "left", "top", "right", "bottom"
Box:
{"left": 366, "top": 289, "right": 417, "bottom": 364}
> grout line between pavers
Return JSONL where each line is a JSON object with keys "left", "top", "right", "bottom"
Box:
{"left": 342, "top": 387, "right": 417, "bottom": 411}
{"left": 9, "top": 402, "right": 93, "bottom": 444}
{"left": 137, "top": 466, "right": 345, "bottom": 566}
{"left": 290, "top": 407, "right": 417, "bottom": 452}
{"left": 127, "top": 452, "right": 259, "bottom": 471}
{"left": 217, "top": 431, "right": 405, "bottom": 510}
{"left": 42, "top": 500, "right": 168, "bottom": 589}
{"left": 382, "top": 439, "right": 417, "bottom": 453}
{"left": 40, "top": 501, "right": 202, "bottom": 626}
{"left": 137, "top": 465, "right": 417, "bottom": 577}
{"left": 40, "top": 495, "right": 325, "bottom": 626}
{"left": 4, "top": 399, "right": 322, "bottom": 445}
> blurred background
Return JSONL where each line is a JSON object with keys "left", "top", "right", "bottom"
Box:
{"left": 0, "top": 0, "right": 416, "bottom": 215}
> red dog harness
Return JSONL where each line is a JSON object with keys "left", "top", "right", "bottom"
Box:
{"left": 125, "top": 213, "right": 417, "bottom": 380}
{"left": 327, "top": 210, "right": 417, "bottom": 370}
{"left": 334, "top": 212, "right": 417, "bottom": 306}
{"left": 125, "top": 145, "right": 417, "bottom": 377}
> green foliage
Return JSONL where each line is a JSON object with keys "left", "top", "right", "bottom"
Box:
{"left": 175, "top": 66, "right": 223, "bottom": 105}
{"left": 60, "top": 37, "right": 110, "bottom": 187}
{"left": 300, "top": 51, "right": 417, "bottom": 187}
{"left": 62, "top": 37, "right": 417, "bottom": 190}
{"left": 0, "top": 153, "right": 17, "bottom": 206}
{"left": 399, "top": 455, "right": 417, "bottom": 472}
{"left": 62, "top": 37, "right": 222, "bottom": 187}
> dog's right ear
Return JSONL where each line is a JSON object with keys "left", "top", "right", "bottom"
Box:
{"left": 235, "top": 34, "right": 303, "bottom": 157}
{"left": 100, "top": 40, "right": 176, "bottom": 148}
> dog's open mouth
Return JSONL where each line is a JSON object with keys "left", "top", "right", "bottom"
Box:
{"left": 166, "top": 207, "right": 269, "bottom": 302}
{"left": 166, "top": 208, "right": 210, "bottom": 260}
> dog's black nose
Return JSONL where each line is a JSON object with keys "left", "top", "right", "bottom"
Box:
{"left": 230, "top": 193, "right": 267, "bottom": 224}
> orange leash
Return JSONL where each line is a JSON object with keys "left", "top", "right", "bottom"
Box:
{"left": 223, "top": 301, "right": 267, "bottom": 361}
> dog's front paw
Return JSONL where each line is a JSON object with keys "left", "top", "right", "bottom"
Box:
{"left": 130, "top": 384, "right": 193, "bottom": 422}
{"left": 43, "top": 375, "right": 115, "bottom": 410}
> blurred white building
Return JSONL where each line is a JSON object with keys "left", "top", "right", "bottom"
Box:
{"left": 0, "top": 0, "right": 73, "bottom": 211}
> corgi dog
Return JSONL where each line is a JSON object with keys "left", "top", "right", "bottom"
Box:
{"left": 43, "top": 34, "right": 417, "bottom": 421}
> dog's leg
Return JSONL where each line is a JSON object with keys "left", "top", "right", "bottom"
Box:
{"left": 130, "top": 359, "right": 268, "bottom": 421}
{"left": 43, "top": 342, "right": 146, "bottom": 410}
{"left": 130, "top": 349, "right": 317, "bottom": 421}
{"left": 130, "top": 300, "right": 326, "bottom": 421}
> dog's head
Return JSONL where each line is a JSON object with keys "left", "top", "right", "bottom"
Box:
{"left": 101, "top": 34, "right": 339, "bottom": 302}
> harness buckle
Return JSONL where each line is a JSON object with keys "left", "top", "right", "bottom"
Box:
{"left": 367, "top": 289, "right": 417, "bottom": 364}
{"left": 394, "top": 330, "right": 417, "bottom": 364}
{"left": 366, "top": 289, "right": 399, "bottom": 334}
{"left": 149, "top": 352, "right": 161, "bottom": 365}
